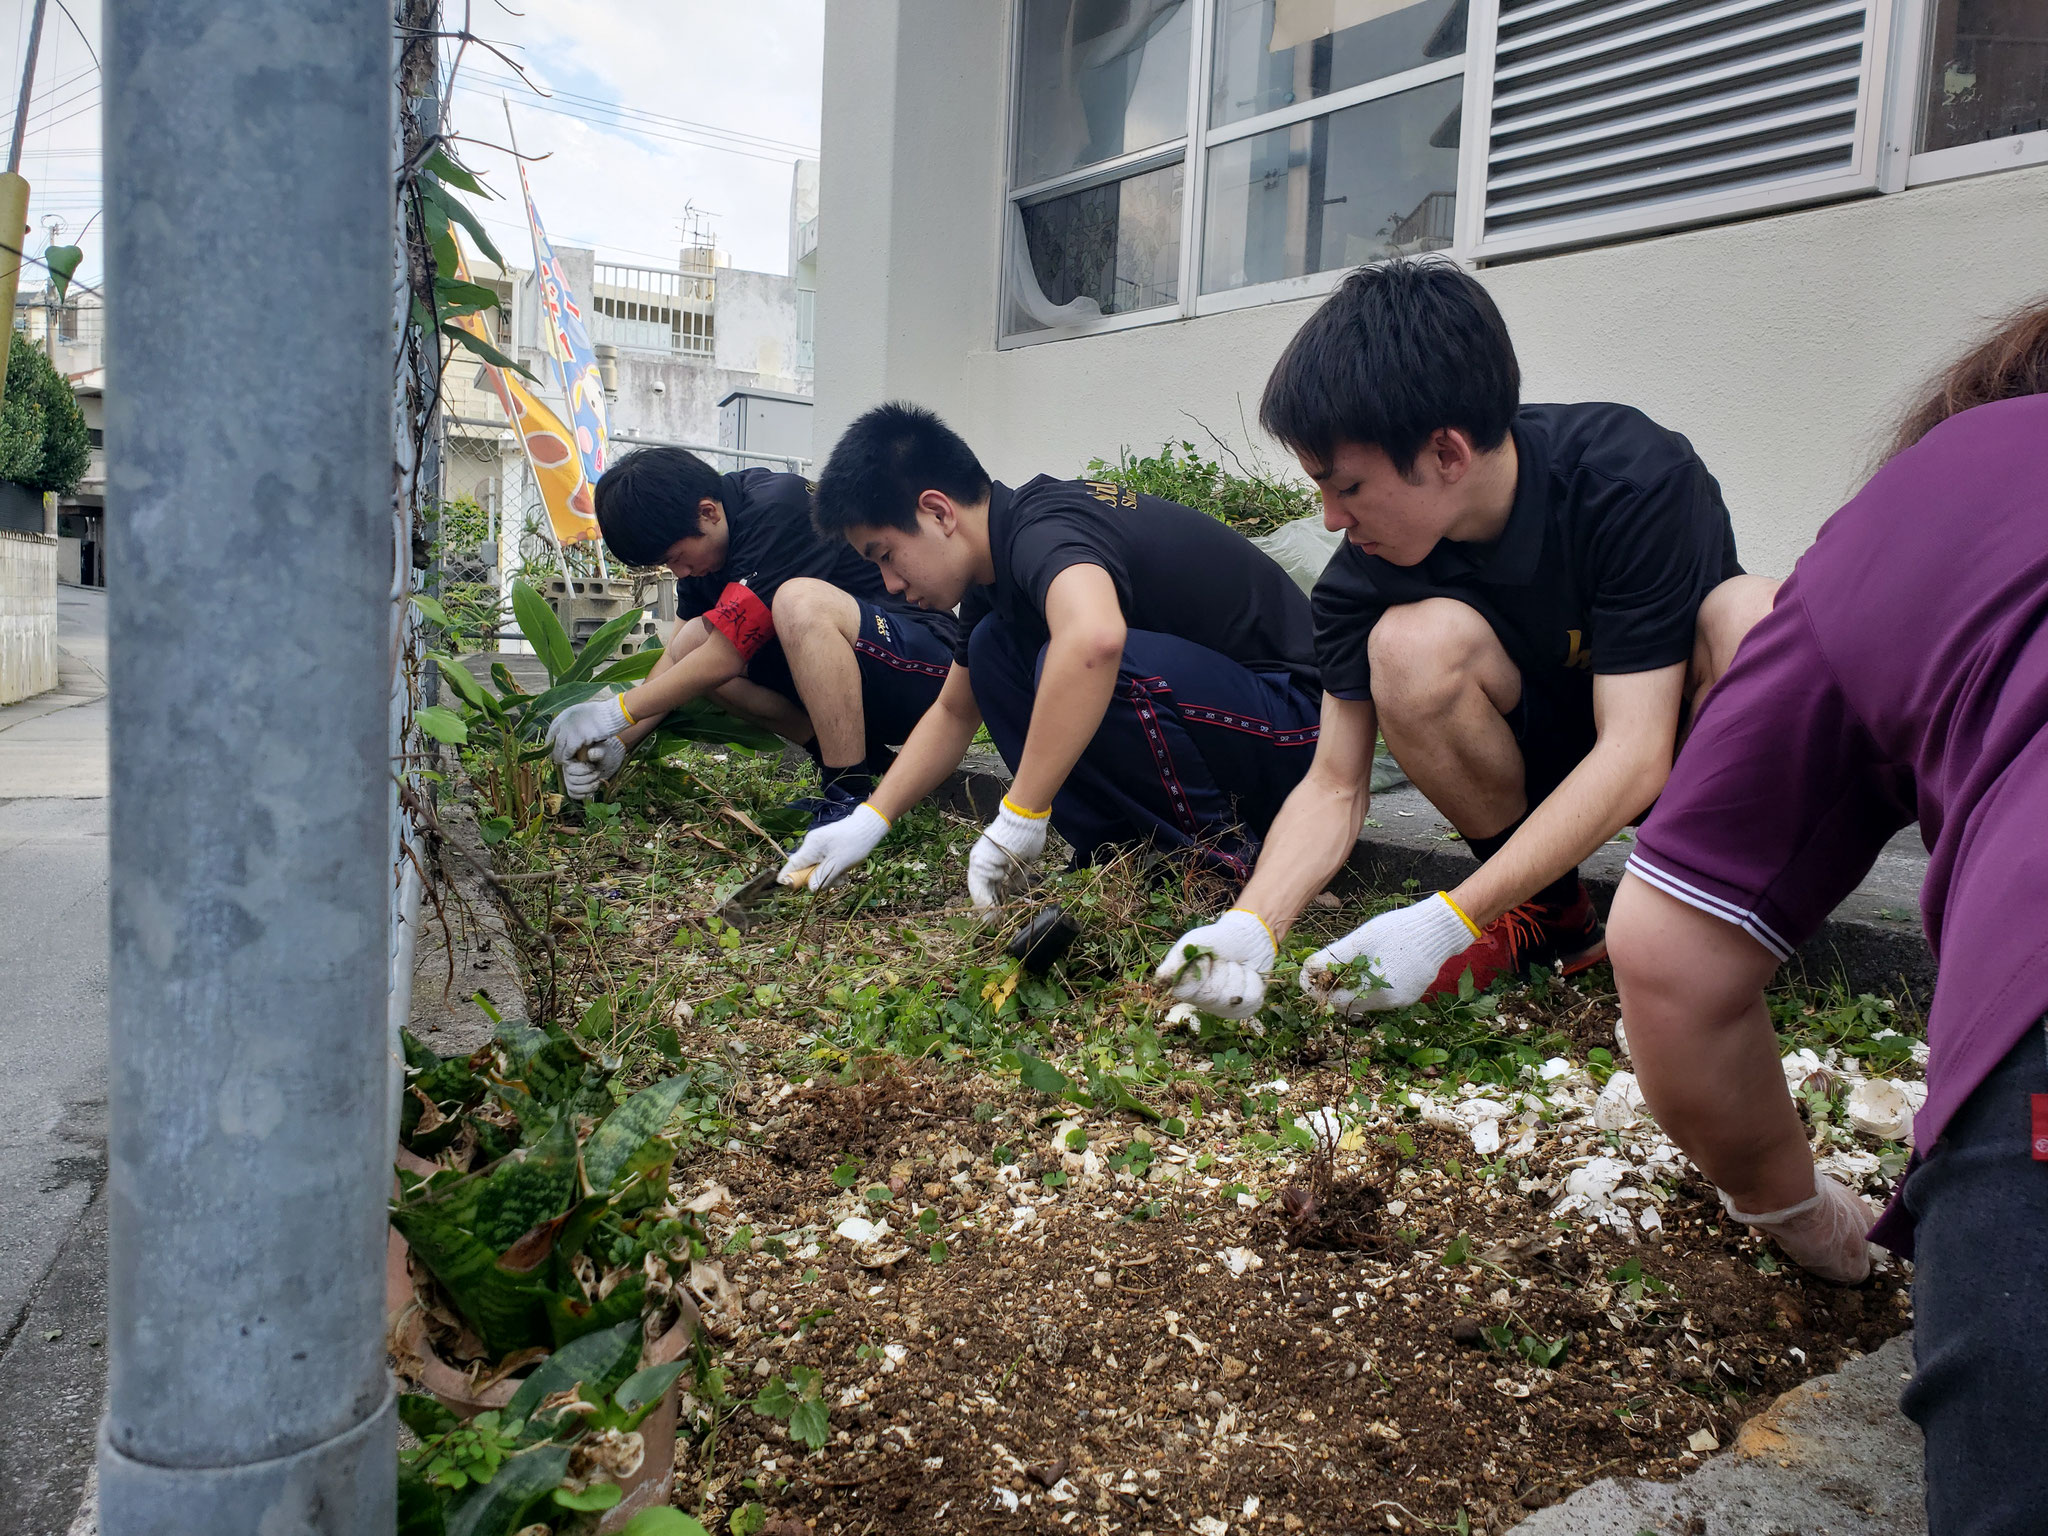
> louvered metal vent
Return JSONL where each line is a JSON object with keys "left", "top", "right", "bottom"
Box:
{"left": 1478, "top": 0, "right": 1888, "bottom": 254}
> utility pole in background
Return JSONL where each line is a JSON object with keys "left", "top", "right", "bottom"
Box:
{"left": 0, "top": 0, "right": 50, "bottom": 376}
{"left": 101, "top": 1, "right": 397, "bottom": 1529}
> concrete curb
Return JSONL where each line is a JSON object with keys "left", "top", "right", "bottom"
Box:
{"left": 1506, "top": 1333, "right": 1924, "bottom": 1536}
{"left": 410, "top": 790, "right": 532, "bottom": 1057}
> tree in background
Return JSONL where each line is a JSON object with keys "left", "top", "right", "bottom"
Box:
{"left": 0, "top": 330, "right": 90, "bottom": 496}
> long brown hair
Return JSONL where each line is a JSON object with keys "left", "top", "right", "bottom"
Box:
{"left": 1888, "top": 297, "right": 2048, "bottom": 464}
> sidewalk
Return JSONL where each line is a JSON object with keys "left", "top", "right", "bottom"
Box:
{"left": 0, "top": 584, "right": 111, "bottom": 1535}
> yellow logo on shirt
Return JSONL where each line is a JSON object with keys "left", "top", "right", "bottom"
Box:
{"left": 1564, "top": 630, "right": 1593, "bottom": 669}
{"left": 1083, "top": 479, "right": 1138, "bottom": 509}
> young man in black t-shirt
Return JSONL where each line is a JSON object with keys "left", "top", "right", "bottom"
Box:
{"left": 544, "top": 448, "right": 957, "bottom": 821}
{"left": 1159, "top": 258, "right": 1778, "bottom": 1018}
{"left": 775, "top": 404, "right": 1322, "bottom": 903}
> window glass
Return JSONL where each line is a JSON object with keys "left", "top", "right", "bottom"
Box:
{"left": 1014, "top": 0, "right": 1192, "bottom": 186}
{"left": 1009, "top": 162, "right": 1184, "bottom": 333}
{"left": 1211, "top": 0, "right": 1466, "bottom": 128}
{"left": 1919, "top": 0, "right": 2048, "bottom": 151}
{"left": 1201, "top": 75, "right": 1461, "bottom": 293}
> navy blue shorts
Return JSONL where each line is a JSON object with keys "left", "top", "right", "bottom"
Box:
{"left": 747, "top": 600, "right": 953, "bottom": 772}
{"left": 967, "top": 615, "right": 1319, "bottom": 877}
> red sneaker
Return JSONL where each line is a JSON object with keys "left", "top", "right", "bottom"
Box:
{"left": 1425, "top": 880, "right": 1607, "bottom": 1000}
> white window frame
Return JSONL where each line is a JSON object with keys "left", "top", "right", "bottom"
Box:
{"left": 1882, "top": 0, "right": 2048, "bottom": 188}
{"left": 997, "top": 0, "right": 2046, "bottom": 348}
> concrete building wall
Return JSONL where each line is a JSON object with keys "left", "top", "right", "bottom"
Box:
{"left": 814, "top": 2, "right": 2048, "bottom": 577}
{"left": 0, "top": 529, "right": 58, "bottom": 704}
{"left": 713, "top": 268, "right": 803, "bottom": 387}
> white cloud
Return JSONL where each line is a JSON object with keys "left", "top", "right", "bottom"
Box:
{"left": 446, "top": 0, "right": 824, "bottom": 276}
{"left": 0, "top": 0, "right": 823, "bottom": 290}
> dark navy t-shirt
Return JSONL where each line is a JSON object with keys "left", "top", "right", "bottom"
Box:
{"left": 954, "top": 476, "right": 1319, "bottom": 694}
{"left": 1312, "top": 403, "right": 1741, "bottom": 701}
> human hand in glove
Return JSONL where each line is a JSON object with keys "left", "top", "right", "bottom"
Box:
{"left": 561, "top": 735, "right": 626, "bottom": 801}
{"left": 545, "top": 691, "right": 635, "bottom": 767}
{"left": 1722, "top": 1172, "right": 1874, "bottom": 1284}
{"left": 778, "top": 802, "right": 891, "bottom": 890}
{"left": 1299, "top": 892, "right": 1482, "bottom": 1015}
{"left": 966, "top": 797, "right": 1049, "bottom": 908}
{"left": 1154, "top": 909, "right": 1277, "bottom": 1020}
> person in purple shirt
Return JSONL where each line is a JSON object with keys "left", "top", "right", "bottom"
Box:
{"left": 1607, "top": 300, "right": 2048, "bottom": 1535}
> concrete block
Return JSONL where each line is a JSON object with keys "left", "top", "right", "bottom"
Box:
{"left": 1507, "top": 1334, "right": 1923, "bottom": 1536}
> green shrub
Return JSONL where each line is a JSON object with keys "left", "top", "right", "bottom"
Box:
{"left": 1082, "top": 438, "right": 1315, "bottom": 537}
{"left": 0, "top": 330, "right": 90, "bottom": 496}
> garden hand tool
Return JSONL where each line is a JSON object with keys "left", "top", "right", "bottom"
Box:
{"left": 777, "top": 802, "right": 890, "bottom": 890}
{"left": 564, "top": 736, "right": 626, "bottom": 800}
{"left": 546, "top": 690, "right": 634, "bottom": 767}
{"left": 1155, "top": 908, "right": 1276, "bottom": 1019}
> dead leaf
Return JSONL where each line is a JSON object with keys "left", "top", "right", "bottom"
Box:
{"left": 682, "top": 1182, "right": 732, "bottom": 1214}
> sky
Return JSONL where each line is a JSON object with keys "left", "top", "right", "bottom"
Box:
{"left": 2, "top": 0, "right": 825, "bottom": 292}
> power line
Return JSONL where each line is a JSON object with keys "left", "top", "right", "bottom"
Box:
{"left": 465, "top": 69, "right": 817, "bottom": 156}
{"left": 454, "top": 83, "right": 812, "bottom": 167}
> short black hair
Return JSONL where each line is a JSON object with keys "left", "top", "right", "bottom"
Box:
{"left": 1260, "top": 256, "right": 1520, "bottom": 477}
{"left": 814, "top": 402, "right": 992, "bottom": 537}
{"left": 592, "top": 446, "right": 723, "bottom": 566}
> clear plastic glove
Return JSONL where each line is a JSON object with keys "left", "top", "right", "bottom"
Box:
{"left": 561, "top": 735, "right": 626, "bottom": 801}
{"left": 545, "top": 692, "right": 633, "bottom": 767}
{"left": 1154, "top": 909, "right": 1277, "bottom": 1020}
{"left": 1299, "top": 892, "right": 1480, "bottom": 1015}
{"left": 1723, "top": 1172, "right": 1875, "bottom": 1284}
{"left": 778, "top": 802, "right": 890, "bottom": 890}
{"left": 967, "top": 798, "right": 1049, "bottom": 908}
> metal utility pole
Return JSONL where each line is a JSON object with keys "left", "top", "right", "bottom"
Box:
{"left": 0, "top": 0, "right": 47, "bottom": 368}
{"left": 7, "top": 0, "right": 48, "bottom": 174}
{"left": 102, "top": 0, "right": 396, "bottom": 1530}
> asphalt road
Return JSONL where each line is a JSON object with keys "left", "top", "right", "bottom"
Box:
{"left": 0, "top": 585, "right": 109, "bottom": 1533}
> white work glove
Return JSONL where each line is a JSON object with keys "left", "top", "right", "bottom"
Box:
{"left": 560, "top": 735, "right": 626, "bottom": 801}
{"left": 778, "top": 803, "right": 891, "bottom": 891}
{"left": 1723, "top": 1172, "right": 1875, "bottom": 1285}
{"left": 545, "top": 691, "right": 634, "bottom": 768}
{"left": 1154, "top": 909, "right": 1277, "bottom": 1020}
{"left": 1299, "top": 892, "right": 1481, "bottom": 1015}
{"left": 967, "top": 797, "right": 1050, "bottom": 909}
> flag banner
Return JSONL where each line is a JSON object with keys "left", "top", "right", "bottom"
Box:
{"left": 516, "top": 162, "right": 613, "bottom": 494}
{"left": 449, "top": 232, "right": 600, "bottom": 546}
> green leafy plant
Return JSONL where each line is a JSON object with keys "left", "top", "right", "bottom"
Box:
{"left": 433, "top": 579, "right": 781, "bottom": 831}
{"left": 1082, "top": 438, "right": 1314, "bottom": 536}
{"left": 751, "top": 1364, "right": 831, "bottom": 1451}
{"left": 391, "top": 1020, "right": 700, "bottom": 1360}
{"left": 0, "top": 330, "right": 90, "bottom": 496}
{"left": 395, "top": 1324, "right": 693, "bottom": 1535}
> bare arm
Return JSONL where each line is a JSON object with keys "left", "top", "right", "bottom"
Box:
{"left": 1238, "top": 693, "right": 1379, "bottom": 941}
{"left": 868, "top": 663, "right": 984, "bottom": 822}
{"left": 1005, "top": 564, "right": 1125, "bottom": 813}
{"left": 1447, "top": 662, "right": 1684, "bottom": 924}
{"left": 612, "top": 616, "right": 716, "bottom": 752}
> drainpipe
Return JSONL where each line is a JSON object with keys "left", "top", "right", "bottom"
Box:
{"left": 100, "top": 1, "right": 397, "bottom": 1529}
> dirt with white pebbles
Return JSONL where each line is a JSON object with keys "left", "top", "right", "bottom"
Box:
{"left": 668, "top": 1060, "right": 1909, "bottom": 1536}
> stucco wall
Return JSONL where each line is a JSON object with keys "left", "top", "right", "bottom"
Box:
{"left": 713, "top": 267, "right": 803, "bottom": 385}
{"left": 815, "top": 1, "right": 2048, "bottom": 577}
{"left": 0, "top": 529, "right": 59, "bottom": 704}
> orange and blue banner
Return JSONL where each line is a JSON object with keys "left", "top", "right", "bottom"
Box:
{"left": 516, "top": 162, "right": 612, "bottom": 494}
{"left": 449, "top": 231, "right": 600, "bottom": 546}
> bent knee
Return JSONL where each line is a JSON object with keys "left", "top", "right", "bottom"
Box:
{"left": 1367, "top": 598, "right": 1516, "bottom": 714}
{"left": 770, "top": 577, "right": 851, "bottom": 632}
{"left": 1691, "top": 574, "right": 1780, "bottom": 692}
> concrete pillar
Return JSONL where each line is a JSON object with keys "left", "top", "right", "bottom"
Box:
{"left": 100, "top": 0, "right": 397, "bottom": 1529}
